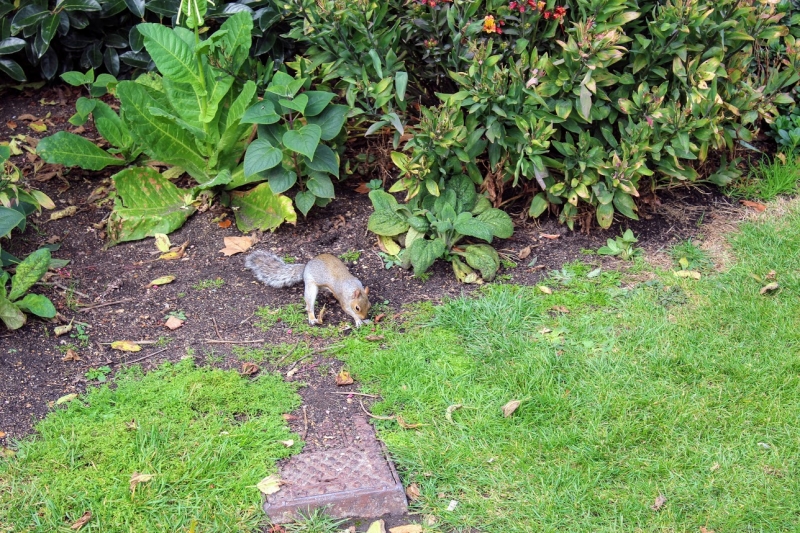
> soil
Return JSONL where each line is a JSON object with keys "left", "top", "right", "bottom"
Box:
{"left": 0, "top": 83, "right": 744, "bottom": 529}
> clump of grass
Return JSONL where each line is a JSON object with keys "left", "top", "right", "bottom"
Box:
{"left": 335, "top": 205, "right": 800, "bottom": 531}
{"left": 0, "top": 359, "right": 301, "bottom": 532}
{"left": 234, "top": 341, "right": 313, "bottom": 366}
{"left": 193, "top": 277, "right": 225, "bottom": 290}
{"left": 670, "top": 238, "right": 715, "bottom": 271}
{"left": 254, "top": 303, "right": 348, "bottom": 338}
{"left": 726, "top": 157, "right": 800, "bottom": 200}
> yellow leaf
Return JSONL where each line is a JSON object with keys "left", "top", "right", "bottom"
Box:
{"left": 147, "top": 275, "right": 175, "bottom": 287}
{"left": 219, "top": 236, "right": 255, "bottom": 256}
{"left": 54, "top": 324, "right": 73, "bottom": 337}
{"left": 389, "top": 525, "right": 422, "bottom": 533}
{"left": 56, "top": 393, "right": 78, "bottom": 405}
{"left": 154, "top": 233, "right": 171, "bottom": 253}
{"left": 111, "top": 341, "right": 142, "bottom": 352}
{"left": 378, "top": 235, "right": 401, "bottom": 256}
{"left": 537, "top": 285, "right": 553, "bottom": 294}
{"left": 366, "top": 520, "right": 386, "bottom": 533}
{"left": 674, "top": 270, "right": 701, "bottom": 280}
{"left": 28, "top": 121, "right": 47, "bottom": 133}
{"left": 49, "top": 205, "right": 78, "bottom": 221}
{"left": 257, "top": 474, "right": 282, "bottom": 495}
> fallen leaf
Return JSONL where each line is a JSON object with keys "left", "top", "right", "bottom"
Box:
{"left": 766, "top": 270, "right": 776, "bottom": 280}
{"left": 218, "top": 219, "right": 232, "bottom": 228}
{"left": 366, "top": 520, "right": 386, "bottom": 533}
{"left": 257, "top": 474, "right": 282, "bottom": 495}
{"left": 378, "top": 235, "right": 401, "bottom": 256}
{"left": 674, "top": 270, "right": 701, "bottom": 280}
{"left": 62, "top": 349, "right": 80, "bottom": 362}
{"left": 154, "top": 233, "right": 171, "bottom": 253}
{"left": 740, "top": 199, "right": 766, "bottom": 212}
{"left": 148, "top": 275, "right": 175, "bottom": 287}
{"left": 0, "top": 431, "right": 5, "bottom": 438}
{"left": 280, "top": 439, "right": 294, "bottom": 448}
{"left": 129, "top": 472, "right": 154, "bottom": 494}
{"left": 445, "top": 404, "right": 462, "bottom": 423}
{"left": 365, "top": 334, "right": 385, "bottom": 341}
{"left": 17, "top": 113, "right": 39, "bottom": 121}
{"left": 538, "top": 327, "right": 552, "bottom": 334}
{"left": 164, "top": 316, "right": 184, "bottom": 330}
{"left": 518, "top": 246, "right": 532, "bottom": 259}
{"left": 423, "top": 515, "right": 437, "bottom": 526}
{"left": 49, "top": 206, "right": 79, "bottom": 221}
{"left": 374, "top": 313, "right": 386, "bottom": 323}
{"left": 336, "top": 369, "right": 354, "bottom": 386}
{"left": 355, "top": 182, "right": 371, "bottom": 194}
{"left": 219, "top": 236, "right": 255, "bottom": 256}
{"left": 241, "top": 362, "right": 260, "bottom": 375}
{"left": 29, "top": 120, "right": 47, "bottom": 133}
{"left": 54, "top": 323, "right": 73, "bottom": 336}
{"left": 538, "top": 285, "right": 553, "bottom": 294}
{"left": 540, "top": 233, "right": 560, "bottom": 240}
{"left": 389, "top": 525, "right": 422, "bottom": 533}
{"left": 55, "top": 393, "right": 78, "bottom": 405}
{"left": 651, "top": 493, "right": 667, "bottom": 511}
{"left": 160, "top": 241, "right": 189, "bottom": 260}
{"left": 405, "top": 483, "right": 421, "bottom": 501}
{"left": 587, "top": 267, "right": 602, "bottom": 278}
{"left": 397, "top": 415, "right": 423, "bottom": 429}
{"left": 70, "top": 511, "right": 92, "bottom": 530}
{"left": 551, "top": 306, "right": 569, "bottom": 314}
{"left": 760, "top": 282, "right": 779, "bottom": 295}
{"left": 446, "top": 500, "right": 458, "bottom": 511}
{"left": 282, "top": 414, "right": 298, "bottom": 421}
{"left": 125, "top": 419, "right": 138, "bottom": 430}
{"left": 502, "top": 399, "right": 521, "bottom": 417}
{"left": 7, "top": 120, "right": 16, "bottom": 130}
{"left": 111, "top": 341, "right": 142, "bottom": 352}
{"left": 700, "top": 527, "right": 716, "bottom": 533}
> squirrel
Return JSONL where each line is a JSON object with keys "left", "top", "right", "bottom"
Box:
{"left": 244, "top": 250, "right": 371, "bottom": 328}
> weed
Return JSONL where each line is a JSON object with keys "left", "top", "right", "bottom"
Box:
{"left": 500, "top": 258, "right": 517, "bottom": 269}
{"left": 725, "top": 157, "right": 800, "bottom": 200}
{"left": 165, "top": 310, "right": 187, "bottom": 321}
{"left": 204, "top": 349, "right": 223, "bottom": 364}
{"left": 282, "top": 255, "right": 297, "bottom": 264}
{"left": 233, "top": 342, "right": 312, "bottom": 366}
{"left": 377, "top": 251, "right": 403, "bottom": 269}
{"left": 338, "top": 250, "right": 362, "bottom": 263}
{"left": 155, "top": 336, "right": 173, "bottom": 347}
{"left": 413, "top": 271, "right": 432, "bottom": 282}
{"left": 597, "top": 229, "right": 641, "bottom": 260}
{"left": 670, "top": 239, "right": 714, "bottom": 271}
{"left": 69, "top": 323, "right": 90, "bottom": 347}
{"left": 177, "top": 292, "right": 187, "bottom": 298}
{"left": 84, "top": 365, "right": 111, "bottom": 382}
{"left": 193, "top": 278, "right": 225, "bottom": 291}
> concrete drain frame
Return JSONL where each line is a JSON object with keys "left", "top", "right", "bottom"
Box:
{"left": 264, "top": 417, "right": 408, "bottom": 523}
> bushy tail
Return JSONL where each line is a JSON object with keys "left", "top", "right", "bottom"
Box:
{"left": 244, "top": 250, "right": 306, "bottom": 288}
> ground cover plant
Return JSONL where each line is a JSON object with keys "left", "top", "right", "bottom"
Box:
{"left": 0, "top": 358, "right": 301, "bottom": 531}
{"left": 334, "top": 201, "right": 800, "bottom": 531}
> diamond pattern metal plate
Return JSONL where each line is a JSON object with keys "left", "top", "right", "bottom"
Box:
{"left": 264, "top": 417, "right": 408, "bottom": 523}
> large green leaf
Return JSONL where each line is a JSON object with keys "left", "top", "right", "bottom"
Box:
{"left": 200, "top": 66, "right": 234, "bottom": 124}
{"left": 230, "top": 182, "right": 296, "bottom": 232}
{"left": 107, "top": 167, "right": 196, "bottom": 245}
{"left": 0, "top": 58, "right": 26, "bottom": 82}
{"left": 453, "top": 212, "right": 494, "bottom": 243}
{"left": 117, "top": 81, "right": 207, "bottom": 179}
{"left": 92, "top": 100, "right": 132, "bottom": 150}
{"left": 476, "top": 208, "right": 514, "bottom": 239}
{"left": 15, "top": 293, "right": 56, "bottom": 318}
{"left": 9, "top": 248, "right": 51, "bottom": 301}
{"left": 409, "top": 237, "right": 446, "bottom": 275}
{"left": 303, "top": 91, "right": 335, "bottom": 117}
{"left": 464, "top": 243, "right": 500, "bottom": 281}
{"left": 283, "top": 125, "right": 321, "bottom": 160}
{"left": 368, "top": 189, "right": 400, "bottom": 212}
{"left": 58, "top": 0, "right": 101, "bottom": 12}
{"left": 265, "top": 166, "right": 297, "bottom": 194}
{"left": 137, "top": 23, "right": 204, "bottom": 91}
{"left": 37, "top": 131, "right": 124, "bottom": 170}
{"left": 0, "top": 38, "right": 26, "bottom": 55}
{"left": 304, "top": 144, "right": 339, "bottom": 177}
{"left": 244, "top": 139, "right": 282, "bottom": 177}
{"left": 10, "top": 5, "right": 49, "bottom": 33}
{"left": 612, "top": 190, "right": 639, "bottom": 220}
{"left": 38, "top": 13, "right": 59, "bottom": 50}
{"left": 218, "top": 11, "right": 252, "bottom": 72}
{"left": 294, "top": 190, "right": 316, "bottom": 216}
{"left": 306, "top": 173, "right": 334, "bottom": 199}
{"left": 529, "top": 192, "right": 549, "bottom": 218}
{"left": 306, "top": 104, "right": 348, "bottom": 141}
{"left": 367, "top": 210, "right": 409, "bottom": 237}
{"left": 596, "top": 202, "right": 614, "bottom": 228}
{"left": 241, "top": 100, "right": 280, "bottom": 125}
{"left": 0, "top": 296, "right": 25, "bottom": 330}
{"left": 0, "top": 207, "right": 26, "bottom": 238}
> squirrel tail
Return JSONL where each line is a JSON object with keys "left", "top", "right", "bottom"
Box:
{"left": 244, "top": 250, "right": 306, "bottom": 288}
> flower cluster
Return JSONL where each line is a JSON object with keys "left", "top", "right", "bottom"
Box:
{"left": 507, "top": 1, "right": 567, "bottom": 20}
{"left": 483, "top": 14, "right": 505, "bottom": 34}
{"left": 417, "top": 0, "right": 451, "bottom": 7}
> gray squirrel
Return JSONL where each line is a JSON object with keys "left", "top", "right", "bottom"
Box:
{"left": 244, "top": 250, "right": 371, "bottom": 327}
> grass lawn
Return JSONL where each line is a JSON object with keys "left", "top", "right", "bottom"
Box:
{"left": 338, "top": 201, "right": 800, "bottom": 531}
{"left": 0, "top": 359, "right": 300, "bottom": 532}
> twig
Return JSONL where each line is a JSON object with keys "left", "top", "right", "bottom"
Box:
{"left": 275, "top": 341, "right": 302, "bottom": 365}
{"left": 359, "top": 399, "right": 395, "bottom": 421}
{"left": 37, "top": 282, "right": 91, "bottom": 299}
{"left": 117, "top": 347, "right": 170, "bottom": 365}
{"left": 212, "top": 317, "right": 222, "bottom": 340}
{"left": 286, "top": 353, "right": 312, "bottom": 372}
{"left": 239, "top": 312, "right": 255, "bottom": 325}
{"left": 99, "top": 340, "right": 157, "bottom": 345}
{"left": 301, "top": 405, "right": 309, "bottom": 441}
{"left": 78, "top": 298, "right": 133, "bottom": 313}
{"left": 327, "top": 392, "right": 381, "bottom": 398}
{"left": 204, "top": 338, "right": 265, "bottom": 344}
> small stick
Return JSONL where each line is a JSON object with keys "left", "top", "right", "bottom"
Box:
{"left": 204, "top": 338, "right": 265, "bottom": 344}
{"left": 78, "top": 298, "right": 133, "bottom": 313}
{"left": 212, "top": 317, "right": 222, "bottom": 340}
{"left": 275, "top": 341, "right": 302, "bottom": 365}
{"left": 120, "top": 347, "right": 170, "bottom": 365}
{"left": 359, "top": 399, "right": 395, "bottom": 421}
{"left": 239, "top": 312, "right": 255, "bottom": 325}
{"left": 301, "top": 405, "right": 309, "bottom": 441}
{"left": 37, "top": 282, "right": 91, "bottom": 299}
{"left": 327, "top": 392, "right": 381, "bottom": 398}
{"left": 99, "top": 340, "right": 157, "bottom": 345}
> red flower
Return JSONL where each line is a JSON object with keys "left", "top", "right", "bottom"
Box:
{"left": 543, "top": 10, "right": 551, "bottom": 19}
{"left": 553, "top": 5, "right": 566, "bottom": 19}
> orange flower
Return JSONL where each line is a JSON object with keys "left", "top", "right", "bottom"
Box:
{"left": 483, "top": 15, "right": 497, "bottom": 33}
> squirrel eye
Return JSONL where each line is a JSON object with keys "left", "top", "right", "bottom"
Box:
{"left": 355, "top": 306, "right": 361, "bottom": 312}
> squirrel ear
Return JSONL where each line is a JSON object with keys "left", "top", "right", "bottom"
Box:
{"left": 353, "top": 288, "right": 362, "bottom": 298}
{"left": 364, "top": 286, "right": 369, "bottom": 296}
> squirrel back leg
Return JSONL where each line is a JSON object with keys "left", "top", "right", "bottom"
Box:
{"left": 304, "top": 282, "right": 320, "bottom": 325}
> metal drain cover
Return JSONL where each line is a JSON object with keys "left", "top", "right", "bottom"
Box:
{"left": 264, "top": 417, "right": 408, "bottom": 523}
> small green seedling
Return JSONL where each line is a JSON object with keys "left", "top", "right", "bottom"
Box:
{"left": 338, "top": 250, "right": 361, "bottom": 263}
{"left": 597, "top": 229, "right": 641, "bottom": 260}
{"left": 193, "top": 278, "right": 224, "bottom": 290}
{"left": 85, "top": 365, "right": 112, "bottom": 382}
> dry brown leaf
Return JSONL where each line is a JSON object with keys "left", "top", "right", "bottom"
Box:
{"left": 740, "top": 199, "right": 766, "bottom": 212}
{"left": 374, "top": 313, "right": 386, "bottom": 323}
{"left": 518, "top": 246, "right": 532, "bottom": 259}
{"left": 70, "top": 511, "right": 92, "bottom": 530}
{"left": 365, "top": 335, "right": 385, "bottom": 341}
{"left": 502, "top": 400, "right": 521, "bottom": 417}
{"left": 445, "top": 404, "right": 463, "bottom": 423}
{"left": 336, "top": 369, "right": 354, "bottom": 386}
{"left": 49, "top": 206, "right": 79, "bottom": 221}
{"left": 241, "top": 362, "right": 260, "bottom": 376}
{"left": 396, "top": 415, "right": 423, "bottom": 429}
{"left": 17, "top": 113, "right": 39, "bottom": 121}
{"left": 0, "top": 431, "right": 6, "bottom": 438}
{"left": 219, "top": 236, "right": 255, "bottom": 256}
{"left": 129, "top": 472, "right": 154, "bottom": 494}
{"left": 405, "top": 483, "right": 421, "bottom": 501}
{"left": 540, "top": 233, "right": 560, "bottom": 240}
{"left": 257, "top": 474, "right": 282, "bottom": 495}
{"left": 111, "top": 340, "right": 142, "bottom": 352}
{"left": 70, "top": 126, "right": 86, "bottom": 134}
{"left": 538, "top": 285, "right": 553, "bottom": 294}
{"left": 282, "top": 414, "right": 298, "bottom": 421}
{"left": 766, "top": 270, "right": 776, "bottom": 280}
{"left": 651, "top": 493, "right": 667, "bottom": 511}
{"left": 389, "top": 525, "right": 422, "bottom": 533}
{"left": 125, "top": 420, "right": 138, "bottom": 430}
{"left": 551, "top": 305, "right": 569, "bottom": 314}
{"left": 699, "top": 527, "right": 716, "bottom": 533}
{"left": 760, "top": 282, "right": 779, "bottom": 295}
{"left": 355, "top": 182, "right": 371, "bottom": 194}
{"left": 62, "top": 349, "right": 80, "bottom": 362}
{"left": 423, "top": 515, "right": 437, "bottom": 526}
{"left": 218, "top": 219, "right": 232, "bottom": 229}
{"left": 164, "top": 316, "right": 184, "bottom": 330}
{"left": 6, "top": 120, "right": 17, "bottom": 130}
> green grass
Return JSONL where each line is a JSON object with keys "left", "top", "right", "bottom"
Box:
{"left": 193, "top": 277, "right": 225, "bottom": 290}
{"left": 0, "top": 359, "right": 301, "bottom": 532}
{"left": 336, "top": 202, "right": 800, "bottom": 532}
{"left": 725, "top": 157, "right": 800, "bottom": 200}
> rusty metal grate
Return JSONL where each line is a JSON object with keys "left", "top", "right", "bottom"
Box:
{"left": 264, "top": 417, "right": 408, "bottom": 523}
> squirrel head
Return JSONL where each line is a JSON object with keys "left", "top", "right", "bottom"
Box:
{"left": 350, "top": 287, "right": 371, "bottom": 319}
